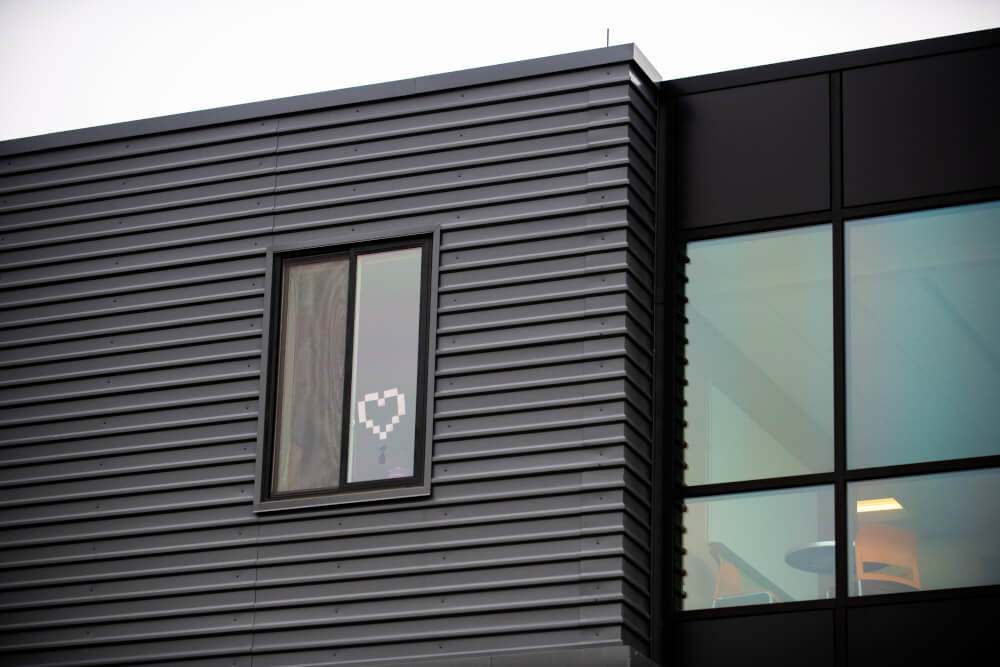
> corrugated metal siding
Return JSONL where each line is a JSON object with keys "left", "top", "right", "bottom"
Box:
{"left": 0, "top": 51, "right": 657, "bottom": 666}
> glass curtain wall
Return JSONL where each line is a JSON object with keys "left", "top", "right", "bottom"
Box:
{"left": 681, "top": 200, "right": 1000, "bottom": 610}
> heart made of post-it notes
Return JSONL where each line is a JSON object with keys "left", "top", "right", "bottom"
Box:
{"left": 357, "top": 388, "right": 406, "bottom": 441}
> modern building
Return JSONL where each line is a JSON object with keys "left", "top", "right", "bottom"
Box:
{"left": 0, "top": 27, "right": 997, "bottom": 667}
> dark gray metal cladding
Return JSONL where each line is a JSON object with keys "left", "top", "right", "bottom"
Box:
{"left": 0, "top": 45, "right": 658, "bottom": 665}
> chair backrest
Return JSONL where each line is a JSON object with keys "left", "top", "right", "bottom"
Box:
{"left": 714, "top": 556, "right": 742, "bottom": 598}
{"left": 854, "top": 523, "right": 920, "bottom": 590}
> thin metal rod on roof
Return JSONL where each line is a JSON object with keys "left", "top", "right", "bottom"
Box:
{"left": 606, "top": 28, "right": 609, "bottom": 47}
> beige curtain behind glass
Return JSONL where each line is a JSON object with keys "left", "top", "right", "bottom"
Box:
{"left": 272, "top": 257, "right": 349, "bottom": 493}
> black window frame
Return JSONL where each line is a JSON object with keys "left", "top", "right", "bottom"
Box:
{"left": 254, "top": 231, "right": 437, "bottom": 511}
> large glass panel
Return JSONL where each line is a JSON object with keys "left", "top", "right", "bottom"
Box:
{"left": 684, "top": 225, "right": 833, "bottom": 485}
{"left": 272, "top": 257, "right": 349, "bottom": 494}
{"left": 847, "top": 201, "right": 1000, "bottom": 468}
{"left": 347, "top": 247, "right": 423, "bottom": 483}
{"left": 683, "top": 486, "right": 835, "bottom": 610}
{"left": 849, "top": 468, "right": 1000, "bottom": 596}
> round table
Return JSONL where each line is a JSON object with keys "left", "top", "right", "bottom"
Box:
{"left": 784, "top": 540, "right": 836, "bottom": 574}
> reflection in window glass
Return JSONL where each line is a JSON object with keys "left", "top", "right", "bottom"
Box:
{"left": 272, "top": 257, "right": 349, "bottom": 494}
{"left": 683, "top": 486, "right": 835, "bottom": 610}
{"left": 684, "top": 226, "right": 833, "bottom": 485}
{"left": 847, "top": 201, "right": 1000, "bottom": 468}
{"left": 849, "top": 469, "right": 1000, "bottom": 596}
{"left": 347, "top": 247, "right": 423, "bottom": 483}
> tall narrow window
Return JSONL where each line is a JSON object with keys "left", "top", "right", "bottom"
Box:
{"left": 846, "top": 200, "right": 1000, "bottom": 468}
{"left": 681, "top": 224, "right": 834, "bottom": 610}
{"left": 685, "top": 225, "right": 833, "bottom": 486}
{"left": 263, "top": 237, "right": 431, "bottom": 503}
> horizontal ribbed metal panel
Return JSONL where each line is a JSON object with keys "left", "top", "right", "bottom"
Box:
{"left": 0, "top": 45, "right": 658, "bottom": 666}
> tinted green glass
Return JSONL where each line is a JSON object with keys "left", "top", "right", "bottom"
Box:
{"left": 684, "top": 225, "right": 833, "bottom": 485}
{"left": 272, "top": 257, "right": 349, "bottom": 494}
{"left": 347, "top": 247, "right": 423, "bottom": 483}
{"left": 849, "top": 468, "right": 1000, "bottom": 596}
{"left": 683, "top": 486, "right": 835, "bottom": 610}
{"left": 846, "top": 201, "right": 1000, "bottom": 468}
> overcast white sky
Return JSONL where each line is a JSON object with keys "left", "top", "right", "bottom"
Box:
{"left": 1, "top": 0, "right": 998, "bottom": 142}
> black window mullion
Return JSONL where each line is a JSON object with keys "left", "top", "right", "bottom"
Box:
{"left": 831, "top": 71, "right": 849, "bottom": 667}
{"left": 680, "top": 472, "right": 836, "bottom": 498}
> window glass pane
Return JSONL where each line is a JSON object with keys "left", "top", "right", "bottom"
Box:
{"left": 848, "top": 468, "right": 1000, "bottom": 596}
{"left": 847, "top": 201, "right": 1000, "bottom": 468}
{"left": 347, "top": 247, "right": 423, "bottom": 483}
{"left": 683, "top": 486, "right": 835, "bottom": 610}
{"left": 272, "top": 257, "right": 349, "bottom": 494}
{"left": 684, "top": 225, "right": 833, "bottom": 485}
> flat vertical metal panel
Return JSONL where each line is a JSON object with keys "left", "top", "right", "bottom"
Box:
{"left": 0, "top": 47, "right": 660, "bottom": 666}
{"left": 843, "top": 46, "right": 1000, "bottom": 206}
{"left": 678, "top": 610, "right": 835, "bottom": 667}
{"left": 847, "top": 595, "right": 997, "bottom": 666}
{"left": 676, "top": 75, "right": 830, "bottom": 228}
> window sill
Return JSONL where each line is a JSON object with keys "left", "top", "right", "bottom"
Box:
{"left": 253, "top": 481, "right": 431, "bottom": 513}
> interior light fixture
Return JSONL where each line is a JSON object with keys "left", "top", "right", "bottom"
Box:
{"left": 856, "top": 497, "right": 903, "bottom": 513}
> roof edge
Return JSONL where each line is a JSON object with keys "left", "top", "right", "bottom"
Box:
{"left": 0, "top": 43, "right": 657, "bottom": 157}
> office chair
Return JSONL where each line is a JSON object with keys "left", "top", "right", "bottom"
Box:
{"left": 854, "top": 523, "right": 921, "bottom": 595}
